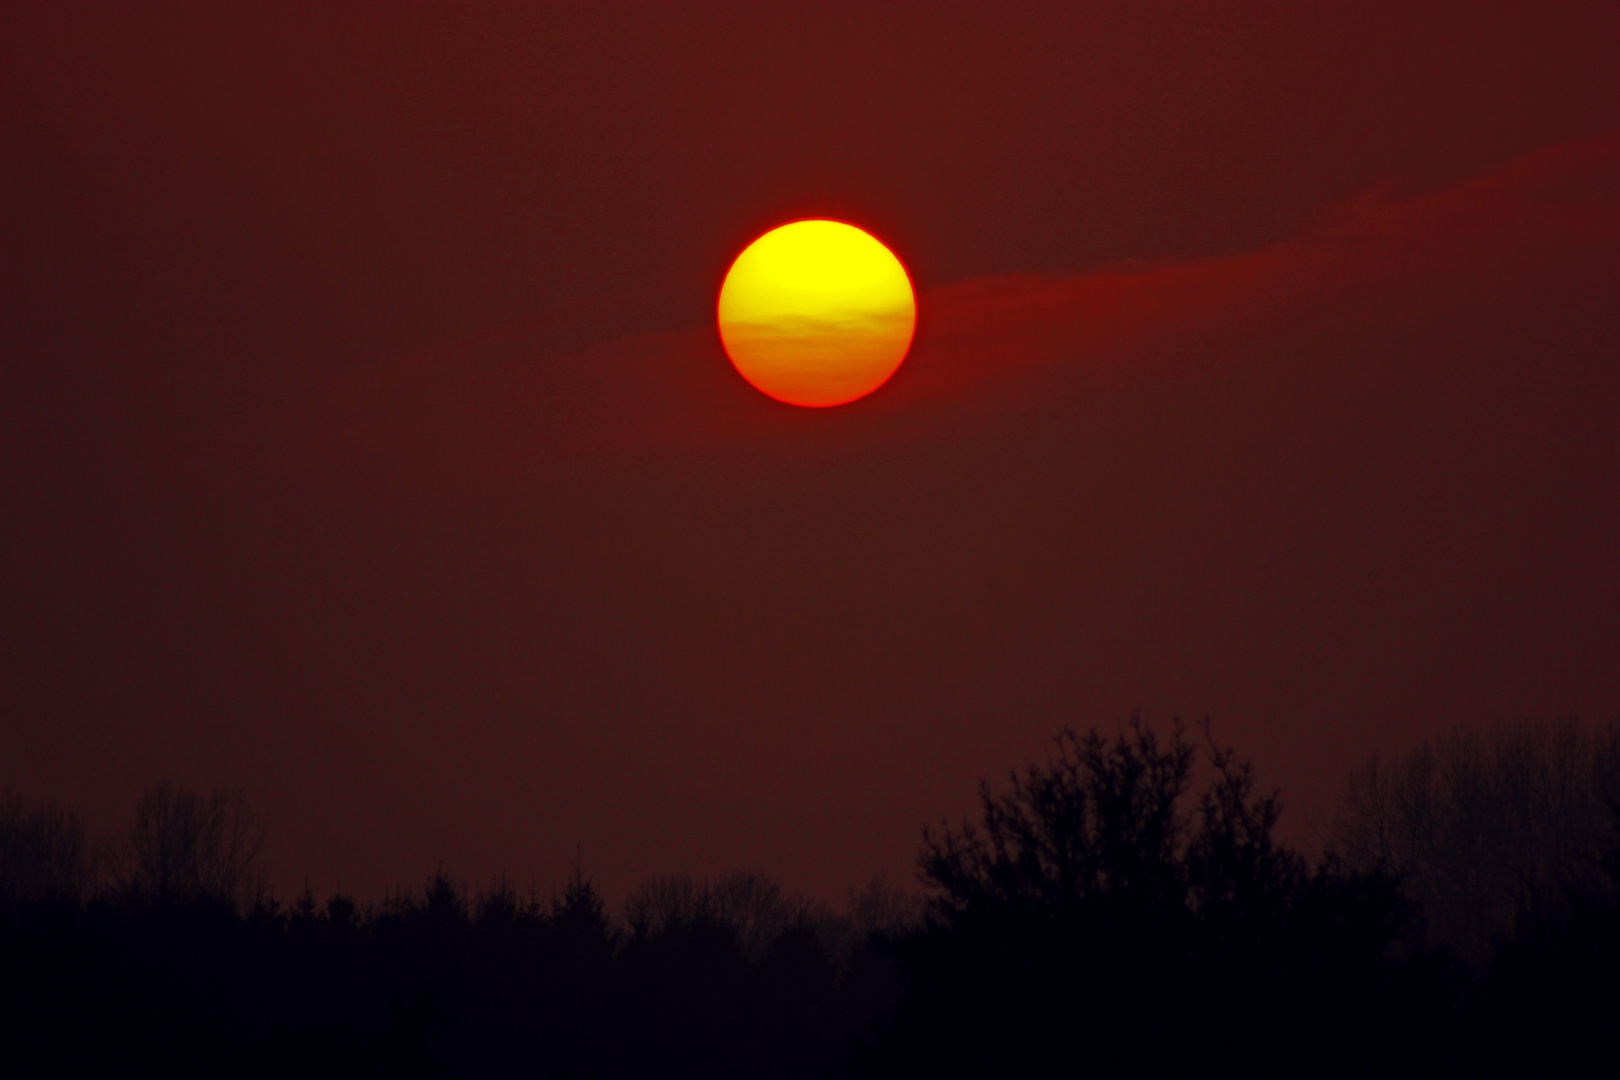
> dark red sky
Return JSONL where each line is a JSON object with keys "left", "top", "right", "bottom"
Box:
{"left": 5, "top": 2, "right": 1619, "bottom": 902}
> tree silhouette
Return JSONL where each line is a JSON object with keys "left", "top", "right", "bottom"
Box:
{"left": 624, "top": 871, "right": 817, "bottom": 962}
{"left": 845, "top": 874, "right": 924, "bottom": 942}
{"left": 1331, "top": 716, "right": 1620, "bottom": 967}
{"left": 0, "top": 794, "right": 91, "bottom": 905}
{"left": 111, "top": 779, "right": 268, "bottom": 908}
{"left": 920, "top": 721, "right": 1197, "bottom": 922}
{"left": 869, "top": 720, "right": 1420, "bottom": 1078}
{"left": 1451, "top": 789, "right": 1620, "bottom": 1075}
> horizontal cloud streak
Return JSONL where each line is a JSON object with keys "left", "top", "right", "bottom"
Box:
{"left": 311, "top": 132, "right": 1620, "bottom": 487}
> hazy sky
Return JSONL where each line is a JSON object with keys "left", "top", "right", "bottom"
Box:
{"left": 5, "top": 2, "right": 1619, "bottom": 902}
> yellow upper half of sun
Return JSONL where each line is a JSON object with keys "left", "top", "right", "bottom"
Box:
{"left": 717, "top": 220, "right": 916, "bottom": 407}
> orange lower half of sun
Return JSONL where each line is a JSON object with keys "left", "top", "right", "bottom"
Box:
{"left": 718, "top": 317, "right": 915, "bottom": 408}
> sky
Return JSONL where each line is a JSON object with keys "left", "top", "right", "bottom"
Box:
{"left": 4, "top": 2, "right": 1619, "bottom": 903}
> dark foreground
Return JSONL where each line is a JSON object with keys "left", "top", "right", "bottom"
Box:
{"left": 4, "top": 721, "right": 1619, "bottom": 1077}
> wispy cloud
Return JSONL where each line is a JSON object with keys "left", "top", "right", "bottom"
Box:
{"left": 315, "top": 132, "right": 1620, "bottom": 487}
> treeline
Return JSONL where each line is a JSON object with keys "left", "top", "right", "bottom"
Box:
{"left": 0, "top": 787, "right": 913, "bottom": 1078}
{"left": 3, "top": 717, "right": 1619, "bottom": 1077}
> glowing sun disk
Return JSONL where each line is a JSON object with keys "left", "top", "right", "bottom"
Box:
{"left": 718, "top": 220, "right": 916, "bottom": 407}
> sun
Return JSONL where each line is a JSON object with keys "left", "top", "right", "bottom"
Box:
{"left": 717, "top": 220, "right": 916, "bottom": 407}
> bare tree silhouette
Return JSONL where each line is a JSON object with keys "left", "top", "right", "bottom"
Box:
{"left": 111, "top": 780, "right": 268, "bottom": 907}
{"left": 624, "top": 871, "right": 818, "bottom": 961}
{"left": 846, "top": 874, "right": 925, "bottom": 942}
{"left": 0, "top": 794, "right": 92, "bottom": 905}
{"left": 1331, "top": 716, "right": 1620, "bottom": 966}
